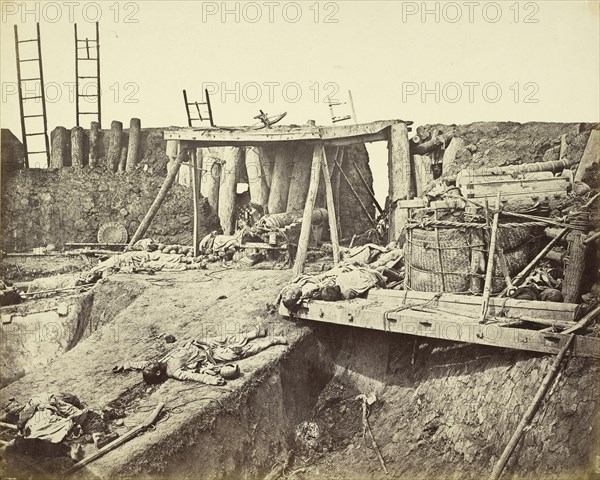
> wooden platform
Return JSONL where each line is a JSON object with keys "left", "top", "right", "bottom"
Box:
{"left": 280, "top": 289, "right": 600, "bottom": 358}
{"left": 164, "top": 119, "right": 411, "bottom": 147}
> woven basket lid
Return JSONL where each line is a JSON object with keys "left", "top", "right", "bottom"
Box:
{"left": 97, "top": 222, "right": 128, "bottom": 243}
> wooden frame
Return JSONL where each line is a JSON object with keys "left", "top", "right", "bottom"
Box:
{"left": 164, "top": 119, "right": 413, "bottom": 269}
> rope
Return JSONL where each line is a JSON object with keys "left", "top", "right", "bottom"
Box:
{"left": 406, "top": 220, "right": 548, "bottom": 230}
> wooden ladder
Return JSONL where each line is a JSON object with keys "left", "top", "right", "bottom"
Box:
{"left": 74, "top": 22, "right": 101, "bottom": 127}
{"left": 183, "top": 89, "right": 214, "bottom": 127}
{"left": 14, "top": 23, "right": 50, "bottom": 168}
{"left": 327, "top": 89, "right": 357, "bottom": 124}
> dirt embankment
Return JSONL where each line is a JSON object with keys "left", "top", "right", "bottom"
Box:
{"left": 289, "top": 325, "right": 599, "bottom": 480}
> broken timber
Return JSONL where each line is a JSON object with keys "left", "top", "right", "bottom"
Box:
{"left": 280, "top": 289, "right": 599, "bottom": 358}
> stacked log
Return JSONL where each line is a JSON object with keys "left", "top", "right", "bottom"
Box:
{"left": 107, "top": 121, "right": 123, "bottom": 172}
{"left": 218, "top": 147, "right": 242, "bottom": 234}
{"left": 50, "top": 127, "right": 69, "bottom": 168}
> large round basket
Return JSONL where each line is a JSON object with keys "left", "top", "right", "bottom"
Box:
{"left": 404, "top": 223, "right": 540, "bottom": 294}
{"left": 97, "top": 222, "right": 128, "bottom": 244}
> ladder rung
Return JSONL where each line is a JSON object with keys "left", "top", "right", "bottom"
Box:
{"left": 18, "top": 39, "right": 38, "bottom": 43}
{"left": 27, "top": 132, "right": 47, "bottom": 136}
{"left": 27, "top": 151, "right": 48, "bottom": 154}
{"left": 79, "top": 112, "right": 98, "bottom": 115}
{"left": 23, "top": 114, "right": 44, "bottom": 118}
{"left": 78, "top": 94, "right": 98, "bottom": 98}
{"left": 22, "top": 96, "right": 43, "bottom": 100}
{"left": 19, "top": 58, "right": 39, "bottom": 62}
{"left": 77, "top": 57, "right": 98, "bottom": 61}
{"left": 20, "top": 78, "right": 41, "bottom": 82}
{"left": 78, "top": 76, "right": 98, "bottom": 79}
{"left": 76, "top": 39, "right": 98, "bottom": 43}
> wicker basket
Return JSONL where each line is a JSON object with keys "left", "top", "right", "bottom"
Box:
{"left": 405, "top": 224, "right": 539, "bottom": 294}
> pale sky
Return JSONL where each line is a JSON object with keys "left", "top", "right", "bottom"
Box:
{"left": 1, "top": 0, "right": 599, "bottom": 195}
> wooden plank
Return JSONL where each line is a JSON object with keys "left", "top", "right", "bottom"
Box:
{"left": 456, "top": 171, "right": 554, "bottom": 185}
{"left": 281, "top": 299, "right": 599, "bottom": 359}
{"left": 367, "top": 289, "right": 579, "bottom": 322}
{"left": 460, "top": 177, "right": 568, "bottom": 196}
{"left": 320, "top": 145, "right": 340, "bottom": 264}
{"left": 163, "top": 120, "right": 409, "bottom": 147}
{"left": 292, "top": 144, "right": 322, "bottom": 276}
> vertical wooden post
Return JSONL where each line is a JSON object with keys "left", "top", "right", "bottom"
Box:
{"left": 129, "top": 147, "right": 188, "bottom": 246}
{"left": 50, "top": 126, "right": 69, "bottom": 168}
{"left": 200, "top": 148, "right": 221, "bottom": 215}
{"left": 118, "top": 146, "right": 127, "bottom": 173}
{"left": 563, "top": 232, "right": 587, "bottom": 303}
{"left": 126, "top": 118, "right": 141, "bottom": 173}
{"left": 107, "top": 120, "right": 122, "bottom": 172}
{"left": 218, "top": 146, "right": 242, "bottom": 235}
{"left": 320, "top": 145, "right": 340, "bottom": 264}
{"left": 388, "top": 122, "right": 411, "bottom": 244}
{"left": 286, "top": 144, "right": 312, "bottom": 213}
{"left": 71, "top": 126, "right": 85, "bottom": 167}
{"left": 89, "top": 121, "right": 100, "bottom": 167}
{"left": 268, "top": 145, "right": 294, "bottom": 214}
{"left": 333, "top": 147, "right": 344, "bottom": 238}
{"left": 191, "top": 149, "right": 200, "bottom": 257}
{"left": 245, "top": 146, "right": 270, "bottom": 211}
{"left": 292, "top": 144, "right": 322, "bottom": 277}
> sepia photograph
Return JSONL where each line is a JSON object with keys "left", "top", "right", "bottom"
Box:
{"left": 0, "top": 1, "right": 599, "bottom": 478}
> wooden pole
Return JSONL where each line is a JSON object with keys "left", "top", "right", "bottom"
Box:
{"left": 333, "top": 147, "right": 344, "bottom": 238}
{"left": 268, "top": 145, "right": 294, "bottom": 214}
{"left": 70, "top": 126, "right": 85, "bottom": 167}
{"left": 388, "top": 122, "right": 411, "bottom": 243}
{"left": 191, "top": 149, "right": 200, "bottom": 257}
{"left": 129, "top": 148, "right": 188, "bottom": 246}
{"left": 479, "top": 193, "right": 501, "bottom": 324}
{"left": 320, "top": 145, "right": 340, "bottom": 264}
{"left": 107, "top": 120, "right": 122, "bottom": 172}
{"left": 89, "top": 121, "right": 100, "bottom": 168}
{"left": 562, "top": 305, "right": 600, "bottom": 334}
{"left": 499, "top": 228, "right": 570, "bottom": 297}
{"left": 489, "top": 335, "right": 574, "bottom": 480}
{"left": 287, "top": 144, "right": 313, "bottom": 213}
{"left": 66, "top": 403, "right": 164, "bottom": 474}
{"left": 126, "top": 117, "right": 141, "bottom": 173}
{"left": 50, "top": 126, "right": 69, "bottom": 168}
{"left": 563, "top": 231, "right": 587, "bottom": 303}
{"left": 218, "top": 146, "right": 242, "bottom": 235}
{"left": 292, "top": 144, "right": 322, "bottom": 277}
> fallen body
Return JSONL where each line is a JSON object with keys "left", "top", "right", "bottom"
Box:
{"left": 114, "top": 324, "right": 287, "bottom": 385}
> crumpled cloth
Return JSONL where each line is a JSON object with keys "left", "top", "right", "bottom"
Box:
{"left": 335, "top": 267, "right": 386, "bottom": 299}
{"left": 19, "top": 393, "right": 87, "bottom": 443}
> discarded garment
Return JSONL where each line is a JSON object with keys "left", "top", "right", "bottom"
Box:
{"left": 335, "top": 267, "right": 386, "bottom": 299}
{"left": 19, "top": 393, "right": 87, "bottom": 444}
